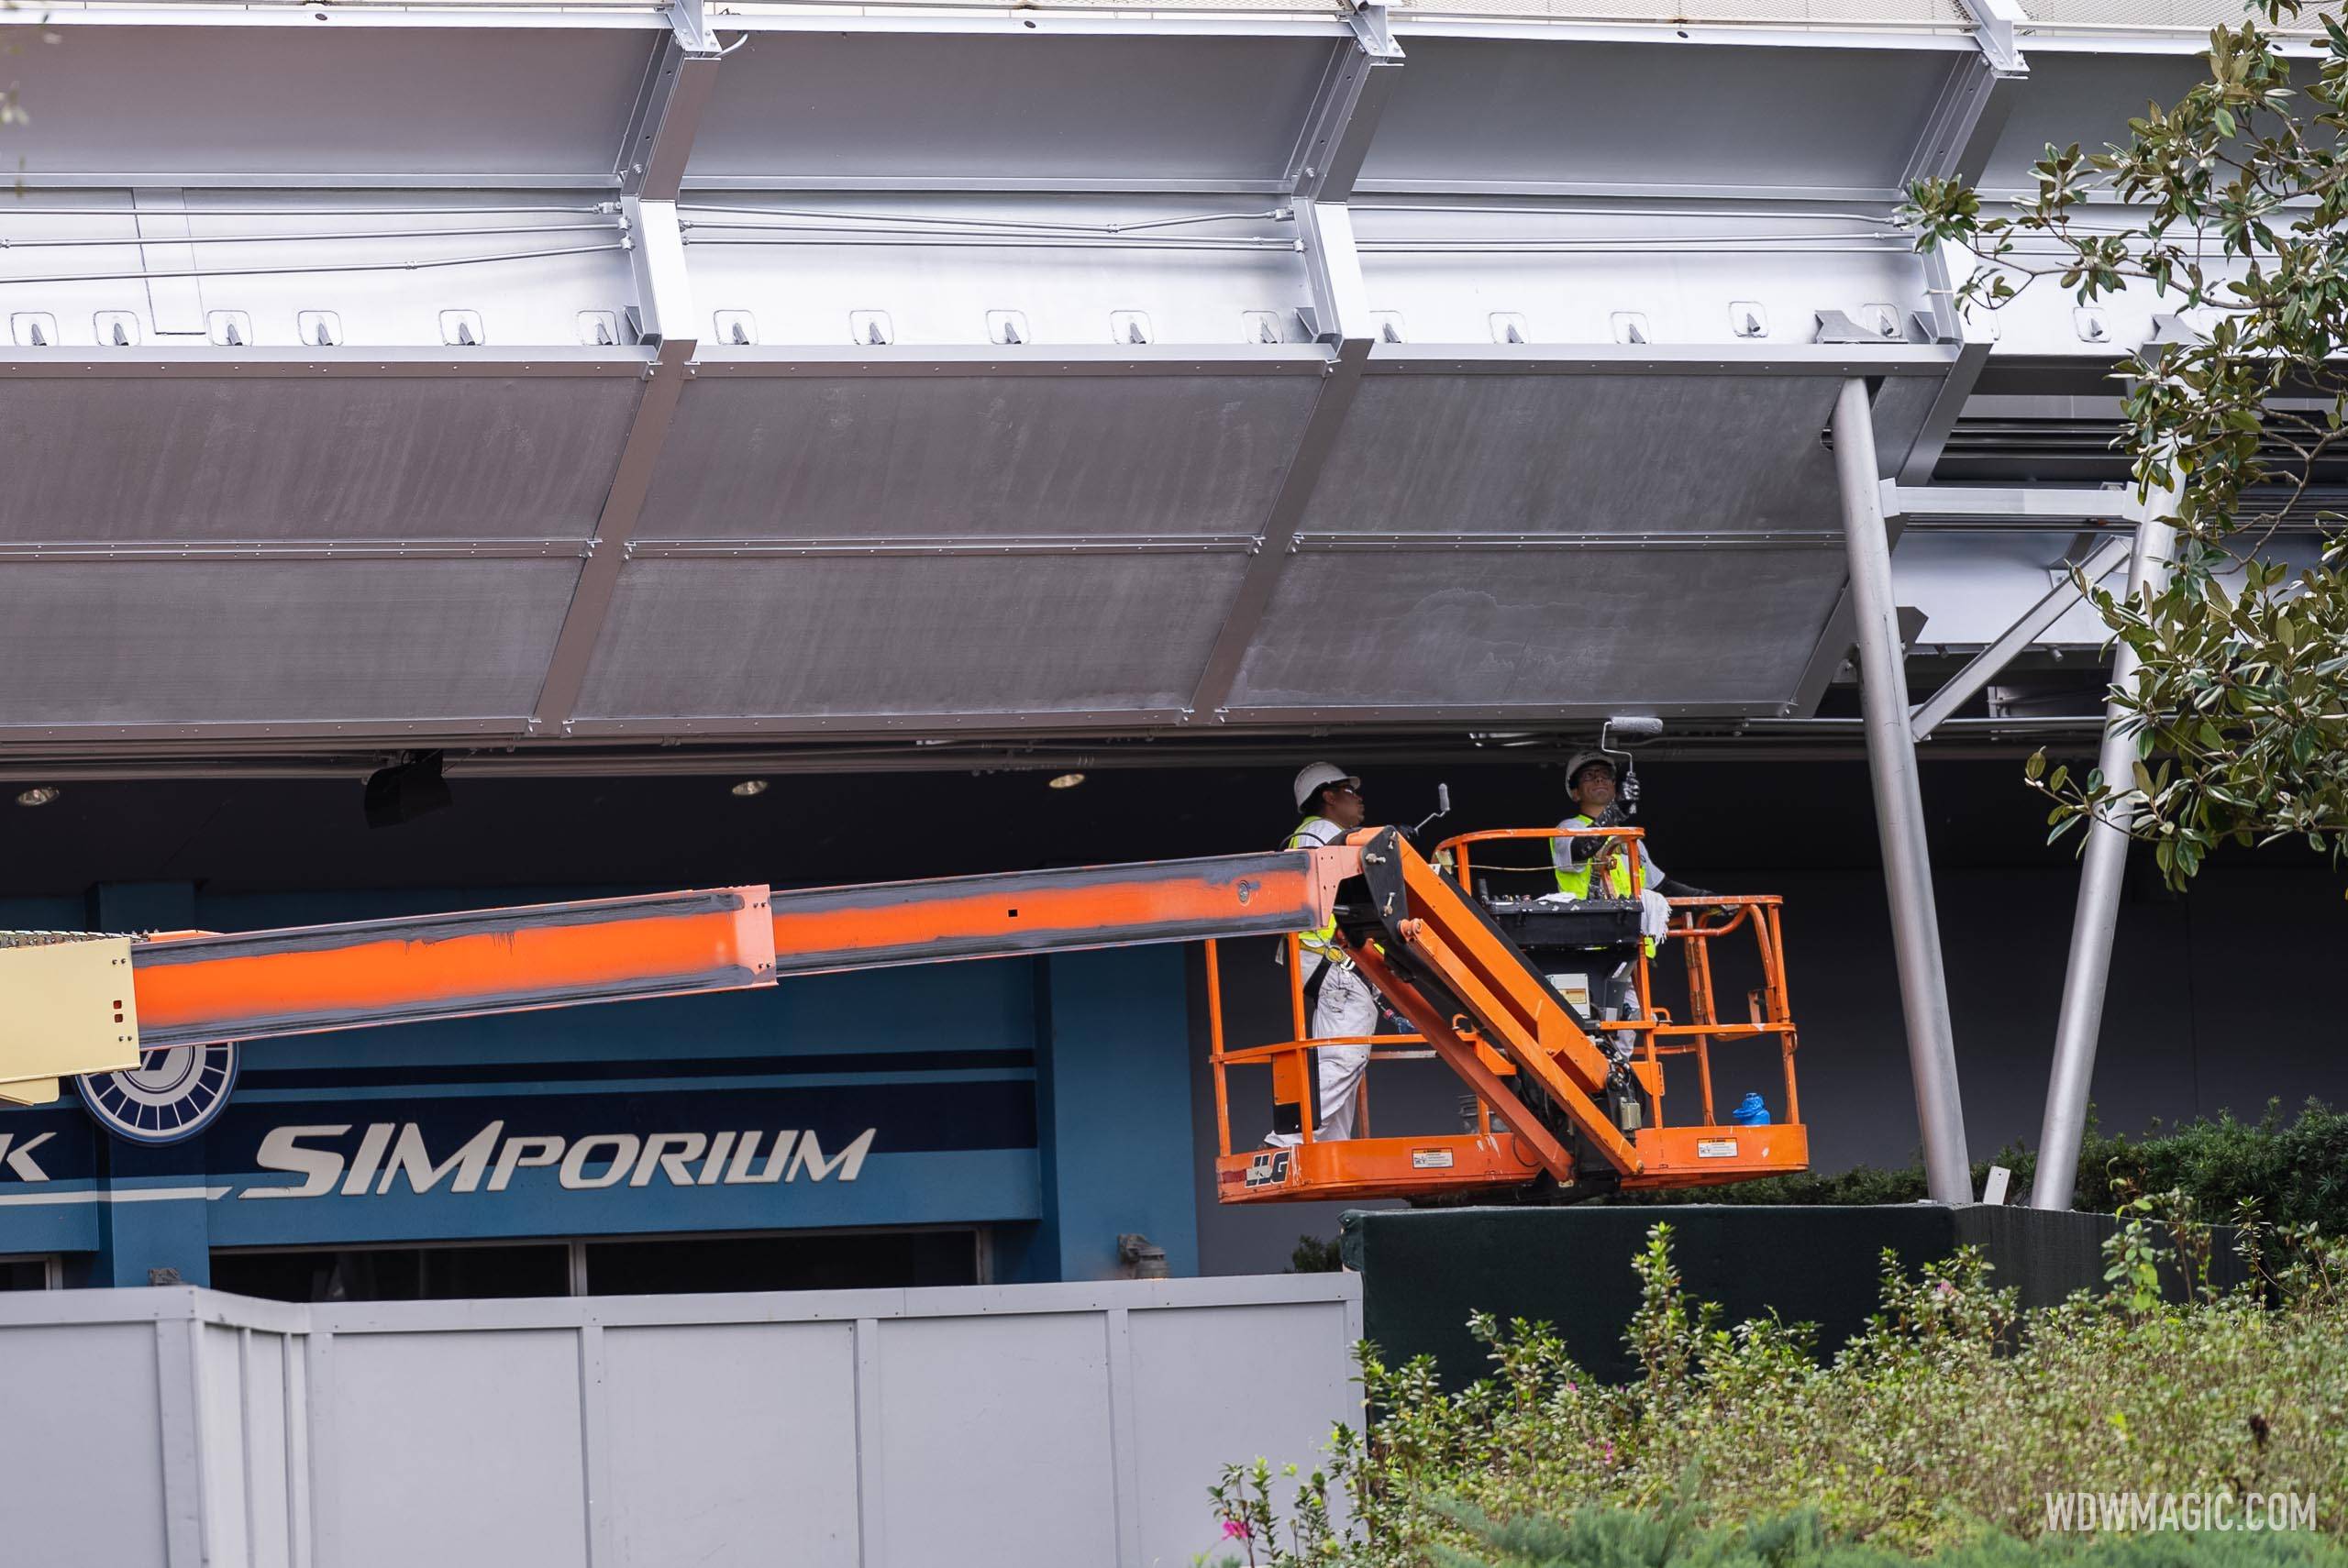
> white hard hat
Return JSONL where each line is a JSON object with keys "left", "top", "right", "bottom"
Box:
{"left": 1564, "top": 752, "right": 1619, "bottom": 790}
{"left": 1292, "top": 761, "right": 1359, "bottom": 812}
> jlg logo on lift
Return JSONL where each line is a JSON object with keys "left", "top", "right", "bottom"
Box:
{"left": 242, "top": 1122, "right": 877, "bottom": 1199}
{"left": 1242, "top": 1149, "right": 1293, "bottom": 1189}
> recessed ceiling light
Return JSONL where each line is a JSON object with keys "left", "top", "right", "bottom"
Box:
{"left": 730, "top": 778, "right": 770, "bottom": 798}
{"left": 1047, "top": 772, "right": 1086, "bottom": 790}
{"left": 16, "top": 786, "right": 59, "bottom": 808}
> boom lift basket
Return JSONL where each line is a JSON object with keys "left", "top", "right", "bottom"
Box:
{"left": 1209, "top": 825, "right": 1808, "bottom": 1205}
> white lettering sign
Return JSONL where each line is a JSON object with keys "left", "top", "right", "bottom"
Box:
{"left": 0, "top": 1132, "right": 56, "bottom": 1182}
{"left": 243, "top": 1122, "right": 877, "bottom": 1199}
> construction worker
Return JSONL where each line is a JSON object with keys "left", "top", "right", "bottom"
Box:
{"left": 1551, "top": 753, "right": 1715, "bottom": 946}
{"left": 1265, "top": 762, "right": 1379, "bottom": 1146}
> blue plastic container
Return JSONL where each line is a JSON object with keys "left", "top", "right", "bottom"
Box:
{"left": 1730, "top": 1091, "right": 1771, "bottom": 1126}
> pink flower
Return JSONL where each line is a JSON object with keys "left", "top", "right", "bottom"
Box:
{"left": 1223, "top": 1520, "right": 1252, "bottom": 1540}
{"left": 1603, "top": 1443, "right": 1615, "bottom": 1463}
{"left": 1936, "top": 1280, "right": 1956, "bottom": 1297}
{"left": 1566, "top": 1382, "right": 1579, "bottom": 1393}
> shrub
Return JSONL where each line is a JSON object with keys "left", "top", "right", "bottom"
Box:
{"left": 1611, "top": 1102, "right": 2348, "bottom": 1238}
{"left": 1292, "top": 1233, "right": 1346, "bottom": 1274}
{"left": 1211, "top": 1202, "right": 2348, "bottom": 1565}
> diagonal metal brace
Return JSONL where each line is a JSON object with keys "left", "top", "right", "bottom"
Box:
{"left": 1908, "top": 535, "right": 2132, "bottom": 742}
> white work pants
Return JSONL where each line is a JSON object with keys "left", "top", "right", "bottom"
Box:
{"left": 1268, "top": 956, "right": 1379, "bottom": 1144}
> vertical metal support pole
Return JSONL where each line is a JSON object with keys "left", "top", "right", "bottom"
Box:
{"left": 1833, "top": 378, "right": 1974, "bottom": 1203}
{"left": 2031, "top": 483, "right": 2176, "bottom": 1209}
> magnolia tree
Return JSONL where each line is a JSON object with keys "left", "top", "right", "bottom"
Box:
{"left": 1902, "top": 1, "right": 2345, "bottom": 888}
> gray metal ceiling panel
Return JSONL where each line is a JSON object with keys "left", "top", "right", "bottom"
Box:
{"left": 1981, "top": 54, "right": 2210, "bottom": 197}
{"left": 15, "top": 27, "right": 654, "bottom": 180}
{"left": 687, "top": 33, "right": 1335, "bottom": 186}
{"left": 574, "top": 554, "right": 1251, "bottom": 719}
{"left": 1360, "top": 38, "right": 1964, "bottom": 193}
{"left": 0, "top": 560, "right": 578, "bottom": 725}
{"left": 1298, "top": 374, "right": 1846, "bottom": 535}
{"left": 1229, "top": 546, "right": 1844, "bottom": 710}
{"left": 0, "top": 379, "right": 639, "bottom": 543}
{"left": 640, "top": 376, "right": 1320, "bottom": 540}
{"left": 1866, "top": 369, "right": 1950, "bottom": 480}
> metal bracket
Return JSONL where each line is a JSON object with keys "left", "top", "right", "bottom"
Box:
{"left": 619, "top": 31, "right": 723, "bottom": 201}
{"left": 1953, "top": 0, "right": 2027, "bottom": 74}
{"left": 624, "top": 198, "right": 696, "bottom": 350}
{"left": 1814, "top": 309, "right": 1907, "bottom": 346}
{"left": 1343, "top": 0, "right": 1400, "bottom": 56}
{"left": 663, "top": 0, "right": 712, "bottom": 52}
{"left": 1295, "top": 203, "right": 1371, "bottom": 346}
{"left": 1290, "top": 3, "right": 1403, "bottom": 204}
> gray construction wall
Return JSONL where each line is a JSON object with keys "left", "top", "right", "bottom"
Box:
{"left": 0, "top": 1276, "right": 1360, "bottom": 1568}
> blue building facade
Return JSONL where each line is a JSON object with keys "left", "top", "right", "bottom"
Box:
{"left": 0, "top": 883, "right": 1201, "bottom": 1292}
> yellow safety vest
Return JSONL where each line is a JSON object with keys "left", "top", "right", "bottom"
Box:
{"left": 1555, "top": 815, "right": 1660, "bottom": 957}
{"left": 1287, "top": 815, "right": 1341, "bottom": 956}
{"left": 1553, "top": 814, "right": 1648, "bottom": 900}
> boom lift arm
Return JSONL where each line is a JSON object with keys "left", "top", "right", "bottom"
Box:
{"left": 0, "top": 827, "right": 1804, "bottom": 1202}
{"left": 0, "top": 847, "right": 1361, "bottom": 1100}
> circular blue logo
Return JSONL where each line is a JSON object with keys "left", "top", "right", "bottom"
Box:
{"left": 77, "top": 1041, "right": 240, "bottom": 1144}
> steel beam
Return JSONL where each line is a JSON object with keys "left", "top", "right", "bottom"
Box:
{"left": 1184, "top": 338, "right": 1373, "bottom": 721}
{"left": 1881, "top": 481, "right": 2140, "bottom": 521}
{"left": 1290, "top": 5, "right": 1403, "bottom": 206}
{"left": 1908, "top": 535, "right": 2132, "bottom": 741}
{"left": 1788, "top": 588, "right": 1857, "bottom": 720}
{"left": 684, "top": 347, "right": 1324, "bottom": 377}
{"left": 1364, "top": 346, "right": 1961, "bottom": 375}
{"left": 533, "top": 93, "right": 705, "bottom": 736}
{"left": 1185, "top": 6, "right": 1396, "bottom": 717}
{"left": 1895, "top": 333, "right": 1990, "bottom": 483}
{"left": 2031, "top": 480, "right": 2177, "bottom": 1210}
{"left": 618, "top": 31, "right": 722, "bottom": 202}
{"left": 530, "top": 334, "right": 696, "bottom": 734}
{"left": 1833, "top": 377, "right": 1973, "bottom": 1204}
{"left": 1806, "top": 479, "right": 2136, "bottom": 728}
{"left": 0, "top": 350, "right": 643, "bottom": 379}
{"left": 1901, "top": 50, "right": 2021, "bottom": 192}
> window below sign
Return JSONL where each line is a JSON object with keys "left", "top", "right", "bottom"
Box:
{"left": 0, "top": 1254, "right": 57, "bottom": 1291}
{"left": 207, "top": 1227, "right": 986, "bottom": 1302}
{"left": 584, "top": 1227, "right": 981, "bottom": 1297}
{"left": 211, "top": 1242, "right": 570, "bottom": 1303}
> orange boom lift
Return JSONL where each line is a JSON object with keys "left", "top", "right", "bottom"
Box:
{"left": 0, "top": 828, "right": 1803, "bottom": 1201}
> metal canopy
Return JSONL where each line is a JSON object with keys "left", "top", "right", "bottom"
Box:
{"left": 634, "top": 366, "right": 1324, "bottom": 541}
{"left": 3, "top": 23, "right": 657, "bottom": 184}
{"left": 0, "top": 373, "right": 639, "bottom": 543}
{"left": 1359, "top": 34, "right": 1974, "bottom": 197}
{"left": 688, "top": 29, "right": 1344, "bottom": 190}
{"left": 0, "top": 3, "right": 2213, "bottom": 767}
